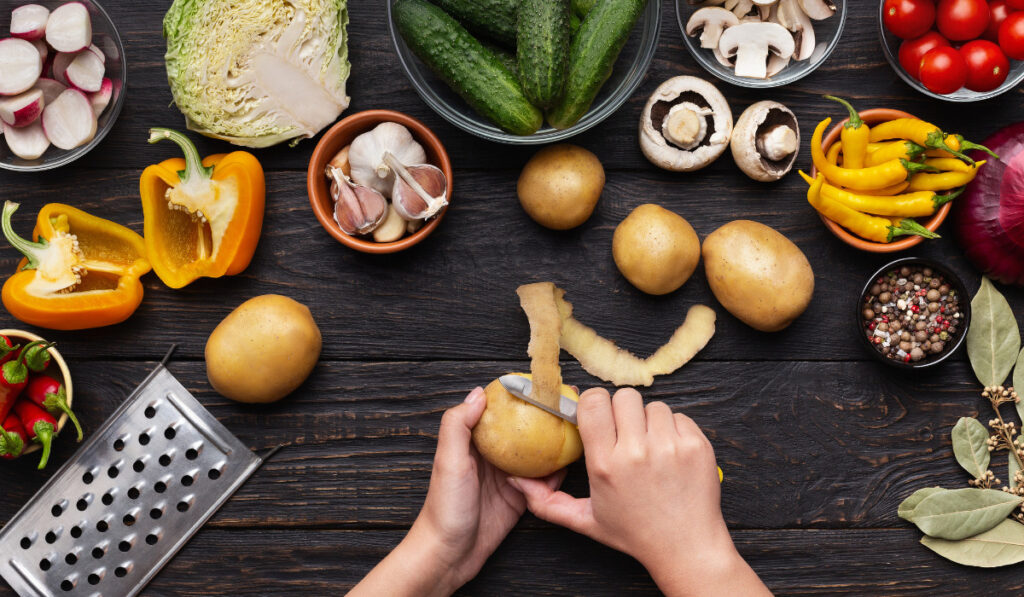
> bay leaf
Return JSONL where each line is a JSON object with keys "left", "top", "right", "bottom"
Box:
{"left": 922, "top": 519, "right": 1024, "bottom": 567}
{"left": 966, "top": 277, "right": 1021, "bottom": 388}
{"left": 1015, "top": 347, "right": 1023, "bottom": 425}
{"left": 912, "top": 487, "right": 1021, "bottom": 540}
{"left": 898, "top": 487, "right": 946, "bottom": 521}
{"left": 952, "top": 417, "right": 991, "bottom": 479}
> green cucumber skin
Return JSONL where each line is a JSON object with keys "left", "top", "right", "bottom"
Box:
{"left": 572, "top": 0, "right": 597, "bottom": 18}
{"left": 548, "top": 0, "right": 645, "bottom": 130}
{"left": 482, "top": 40, "right": 518, "bottom": 75}
{"left": 429, "top": 0, "right": 518, "bottom": 47}
{"left": 395, "top": 0, "right": 543, "bottom": 136}
{"left": 517, "top": 0, "right": 570, "bottom": 110}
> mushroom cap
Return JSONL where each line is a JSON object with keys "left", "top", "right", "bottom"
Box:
{"left": 799, "top": 0, "right": 836, "bottom": 20}
{"left": 777, "top": 0, "right": 815, "bottom": 60}
{"left": 730, "top": 100, "right": 799, "bottom": 182}
{"left": 686, "top": 7, "right": 739, "bottom": 49}
{"left": 718, "top": 22, "right": 796, "bottom": 78}
{"left": 639, "top": 76, "right": 733, "bottom": 173}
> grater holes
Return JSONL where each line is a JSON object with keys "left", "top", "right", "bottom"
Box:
{"left": 76, "top": 494, "right": 92, "bottom": 511}
{"left": 133, "top": 458, "right": 146, "bottom": 473}
{"left": 91, "top": 544, "right": 105, "bottom": 559}
{"left": 70, "top": 525, "right": 82, "bottom": 539}
{"left": 114, "top": 565, "right": 129, "bottom": 578}
{"left": 154, "top": 480, "right": 167, "bottom": 494}
{"left": 118, "top": 537, "right": 133, "bottom": 552}
{"left": 87, "top": 571, "right": 101, "bottom": 585}
{"left": 208, "top": 467, "right": 222, "bottom": 480}
{"left": 139, "top": 433, "right": 150, "bottom": 446}
{"left": 181, "top": 474, "right": 194, "bottom": 487}
{"left": 107, "top": 465, "right": 120, "bottom": 479}
{"left": 39, "top": 557, "right": 51, "bottom": 571}
{"left": 20, "top": 533, "right": 34, "bottom": 549}
{"left": 82, "top": 471, "right": 94, "bottom": 484}
{"left": 177, "top": 495, "right": 194, "bottom": 512}
{"left": 51, "top": 500, "right": 67, "bottom": 517}
{"left": 164, "top": 426, "right": 177, "bottom": 440}
{"left": 101, "top": 490, "right": 115, "bottom": 506}
{"left": 127, "top": 486, "right": 141, "bottom": 500}
{"left": 60, "top": 579, "right": 73, "bottom": 592}
{"left": 96, "top": 519, "right": 109, "bottom": 533}
{"left": 65, "top": 551, "right": 77, "bottom": 565}
{"left": 145, "top": 532, "right": 159, "bottom": 545}
{"left": 159, "top": 452, "right": 173, "bottom": 467}
{"left": 45, "top": 528, "right": 61, "bottom": 544}
{"left": 113, "top": 437, "right": 125, "bottom": 452}
{"left": 122, "top": 513, "right": 135, "bottom": 527}
{"left": 185, "top": 443, "right": 202, "bottom": 460}
{"left": 149, "top": 506, "right": 163, "bottom": 520}
{"left": 144, "top": 403, "right": 157, "bottom": 418}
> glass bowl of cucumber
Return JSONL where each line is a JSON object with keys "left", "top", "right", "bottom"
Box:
{"left": 387, "top": 0, "right": 661, "bottom": 145}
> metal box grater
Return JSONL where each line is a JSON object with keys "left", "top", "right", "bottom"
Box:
{"left": 0, "top": 362, "right": 263, "bottom": 597}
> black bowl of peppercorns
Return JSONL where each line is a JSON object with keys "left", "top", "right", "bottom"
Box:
{"left": 857, "top": 257, "right": 971, "bottom": 369}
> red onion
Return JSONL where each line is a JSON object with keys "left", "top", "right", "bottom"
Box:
{"left": 954, "top": 122, "right": 1024, "bottom": 286}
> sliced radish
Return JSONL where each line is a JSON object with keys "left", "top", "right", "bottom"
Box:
{"left": 45, "top": 3, "right": 90, "bottom": 53}
{"left": 34, "top": 77, "right": 66, "bottom": 104}
{"left": 0, "top": 88, "right": 43, "bottom": 127}
{"left": 51, "top": 51, "right": 75, "bottom": 85}
{"left": 10, "top": 4, "right": 49, "bottom": 41}
{"left": 4, "top": 121, "right": 49, "bottom": 159}
{"left": 64, "top": 50, "right": 102, "bottom": 92}
{"left": 30, "top": 38, "right": 47, "bottom": 63}
{"left": 41, "top": 87, "right": 94, "bottom": 149}
{"left": 88, "top": 77, "right": 110, "bottom": 116}
{"left": 87, "top": 43, "right": 104, "bottom": 63}
{"left": 0, "top": 38, "right": 42, "bottom": 95}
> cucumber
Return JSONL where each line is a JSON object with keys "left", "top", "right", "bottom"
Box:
{"left": 547, "top": 0, "right": 645, "bottom": 130}
{"left": 482, "top": 40, "right": 518, "bottom": 75}
{"left": 572, "top": 0, "right": 597, "bottom": 18}
{"left": 429, "top": 0, "right": 518, "bottom": 47}
{"left": 517, "top": 0, "right": 570, "bottom": 109}
{"left": 395, "top": 0, "right": 543, "bottom": 136}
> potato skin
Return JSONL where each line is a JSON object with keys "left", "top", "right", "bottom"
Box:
{"left": 517, "top": 144, "right": 605, "bottom": 230}
{"left": 472, "top": 375, "right": 583, "bottom": 478}
{"left": 613, "top": 204, "right": 700, "bottom": 295}
{"left": 205, "top": 295, "right": 322, "bottom": 403}
{"left": 702, "top": 220, "right": 814, "bottom": 332}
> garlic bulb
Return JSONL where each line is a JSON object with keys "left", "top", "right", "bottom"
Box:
{"left": 348, "top": 122, "right": 427, "bottom": 196}
{"left": 327, "top": 166, "right": 388, "bottom": 236}
{"left": 384, "top": 151, "right": 448, "bottom": 221}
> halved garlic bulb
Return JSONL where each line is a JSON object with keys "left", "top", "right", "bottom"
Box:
{"left": 383, "top": 151, "right": 448, "bottom": 221}
{"left": 327, "top": 165, "right": 388, "bottom": 236}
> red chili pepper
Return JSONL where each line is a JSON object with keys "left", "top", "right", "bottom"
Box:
{"left": 0, "top": 413, "right": 26, "bottom": 459}
{"left": 0, "top": 340, "right": 42, "bottom": 424}
{"left": 25, "top": 375, "right": 81, "bottom": 441}
{"left": 0, "top": 336, "right": 20, "bottom": 366}
{"left": 13, "top": 399, "right": 56, "bottom": 469}
{"left": 21, "top": 342, "right": 55, "bottom": 373}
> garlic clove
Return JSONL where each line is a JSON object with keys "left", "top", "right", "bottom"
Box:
{"left": 383, "top": 151, "right": 448, "bottom": 221}
{"left": 328, "top": 145, "right": 352, "bottom": 177}
{"left": 373, "top": 204, "right": 407, "bottom": 243}
{"left": 327, "top": 166, "right": 388, "bottom": 236}
{"left": 406, "top": 218, "right": 423, "bottom": 234}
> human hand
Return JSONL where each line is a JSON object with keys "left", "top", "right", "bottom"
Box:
{"left": 509, "top": 388, "right": 769, "bottom": 597}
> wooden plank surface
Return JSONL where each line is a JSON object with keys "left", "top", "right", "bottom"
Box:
{"left": 1, "top": 0, "right": 1023, "bottom": 595}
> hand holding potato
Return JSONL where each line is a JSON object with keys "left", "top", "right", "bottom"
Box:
{"left": 510, "top": 388, "right": 770, "bottom": 597}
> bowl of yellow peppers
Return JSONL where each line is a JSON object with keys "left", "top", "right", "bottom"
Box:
{"left": 804, "top": 98, "right": 994, "bottom": 253}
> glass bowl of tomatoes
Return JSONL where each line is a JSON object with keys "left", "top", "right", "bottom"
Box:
{"left": 879, "top": 0, "right": 1024, "bottom": 101}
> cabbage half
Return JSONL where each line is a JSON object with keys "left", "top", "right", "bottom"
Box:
{"left": 163, "top": 0, "right": 350, "bottom": 148}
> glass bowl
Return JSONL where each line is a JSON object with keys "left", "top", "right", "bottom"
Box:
{"left": 0, "top": 0, "right": 126, "bottom": 171}
{"left": 386, "top": 0, "right": 661, "bottom": 145}
{"left": 675, "top": 0, "right": 847, "bottom": 88}
{"left": 878, "top": 2, "right": 1024, "bottom": 102}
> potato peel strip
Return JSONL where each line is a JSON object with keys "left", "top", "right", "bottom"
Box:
{"left": 516, "top": 282, "right": 564, "bottom": 408}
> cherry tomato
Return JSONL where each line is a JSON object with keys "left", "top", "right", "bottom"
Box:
{"left": 937, "top": 0, "right": 990, "bottom": 41}
{"left": 959, "top": 40, "right": 1010, "bottom": 91}
{"left": 899, "top": 31, "right": 951, "bottom": 79}
{"left": 1007, "top": 0, "right": 1024, "bottom": 9}
{"left": 983, "top": 0, "right": 1015, "bottom": 41}
{"left": 1000, "top": 12, "right": 1024, "bottom": 59}
{"left": 919, "top": 46, "right": 968, "bottom": 94}
{"left": 884, "top": 0, "right": 937, "bottom": 39}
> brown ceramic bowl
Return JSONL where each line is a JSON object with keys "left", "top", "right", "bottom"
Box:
{"left": 308, "top": 110, "right": 453, "bottom": 254}
{"left": 810, "top": 108, "right": 951, "bottom": 253}
{"left": 0, "top": 329, "right": 73, "bottom": 455}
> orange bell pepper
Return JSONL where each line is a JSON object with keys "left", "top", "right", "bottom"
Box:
{"left": 1, "top": 201, "right": 151, "bottom": 330}
{"left": 140, "top": 128, "right": 264, "bottom": 289}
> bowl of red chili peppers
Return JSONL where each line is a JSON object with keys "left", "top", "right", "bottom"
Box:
{"left": 0, "top": 329, "right": 81, "bottom": 469}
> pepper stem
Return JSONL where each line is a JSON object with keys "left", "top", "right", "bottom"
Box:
{"left": 1, "top": 201, "right": 50, "bottom": 271}
{"left": 954, "top": 135, "right": 999, "bottom": 160}
{"left": 43, "top": 386, "right": 82, "bottom": 442}
{"left": 147, "top": 128, "right": 214, "bottom": 184}
{"left": 24, "top": 341, "right": 55, "bottom": 373}
{"left": 2, "top": 340, "right": 44, "bottom": 385}
{"left": 932, "top": 186, "right": 965, "bottom": 208}
{"left": 824, "top": 96, "right": 862, "bottom": 129}
{"left": 925, "top": 131, "right": 975, "bottom": 165}
{"left": 0, "top": 423, "right": 23, "bottom": 458}
{"left": 901, "top": 159, "right": 941, "bottom": 177}
{"left": 887, "top": 218, "right": 940, "bottom": 242}
{"left": 904, "top": 141, "right": 926, "bottom": 161}
{"left": 33, "top": 422, "right": 52, "bottom": 470}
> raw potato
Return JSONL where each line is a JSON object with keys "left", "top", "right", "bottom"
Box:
{"left": 472, "top": 374, "right": 583, "bottom": 478}
{"left": 613, "top": 204, "right": 701, "bottom": 295}
{"left": 205, "top": 295, "right": 322, "bottom": 403}
{"left": 517, "top": 144, "right": 605, "bottom": 230}
{"left": 702, "top": 220, "right": 813, "bottom": 332}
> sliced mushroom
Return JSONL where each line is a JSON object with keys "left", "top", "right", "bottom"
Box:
{"left": 799, "top": 0, "right": 836, "bottom": 20}
{"left": 718, "top": 22, "right": 795, "bottom": 79}
{"left": 752, "top": 0, "right": 778, "bottom": 20}
{"left": 777, "top": 0, "right": 815, "bottom": 60}
{"left": 729, "top": 0, "right": 755, "bottom": 17}
{"left": 766, "top": 53, "right": 790, "bottom": 77}
{"left": 686, "top": 7, "right": 739, "bottom": 50}
{"left": 639, "top": 76, "right": 733, "bottom": 172}
{"left": 730, "top": 101, "right": 799, "bottom": 182}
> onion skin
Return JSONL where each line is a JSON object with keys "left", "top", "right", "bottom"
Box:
{"left": 955, "top": 122, "right": 1024, "bottom": 286}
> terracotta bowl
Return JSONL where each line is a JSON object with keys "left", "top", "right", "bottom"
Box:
{"left": 308, "top": 109, "right": 453, "bottom": 254}
{"left": 0, "top": 329, "right": 73, "bottom": 454}
{"left": 810, "top": 108, "right": 951, "bottom": 253}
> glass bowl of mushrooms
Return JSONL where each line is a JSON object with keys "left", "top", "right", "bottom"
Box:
{"left": 676, "top": 0, "right": 847, "bottom": 88}
{"left": 307, "top": 110, "right": 453, "bottom": 254}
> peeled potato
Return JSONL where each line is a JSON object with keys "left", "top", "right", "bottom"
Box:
{"left": 472, "top": 374, "right": 583, "bottom": 478}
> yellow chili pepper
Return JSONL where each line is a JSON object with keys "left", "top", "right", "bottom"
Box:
{"left": 868, "top": 119, "right": 994, "bottom": 165}
{"left": 826, "top": 141, "right": 842, "bottom": 166}
{"left": 799, "top": 171, "right": 962, "bottom": 217}
{"left": 857, "top": 181, "right": 911, "bottom": 196}
{"left": 864, "top": 140, "right": 926, "bottom": 167}
{"left": 812, "top": 119, "right": 935, "bottom": 191}
{"left": 923, "top": 134, "right": 999, "bottom": 161}
{"left": 806, "top": 174, "right": 940, "bottom": 243}
{"left": 907, "top": 161, "right": 986, "bottom": 192}
{"left": 924, "top": 158, "right": 975, "bottom": 173}
{"left": 825, "top": 96, "right": 869, "bottom": 169}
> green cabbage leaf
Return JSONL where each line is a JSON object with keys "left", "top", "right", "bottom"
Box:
{"left": 163, "top": 0, "right": 350, "bottom": 148}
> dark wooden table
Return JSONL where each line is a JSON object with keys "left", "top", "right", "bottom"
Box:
{"left": 2, "top": 0, "right": 1024, "bottom": 594}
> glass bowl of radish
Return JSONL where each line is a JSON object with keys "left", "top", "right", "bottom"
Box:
{"left": 0, "top": 0, "right": 125, "bottom": 171}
